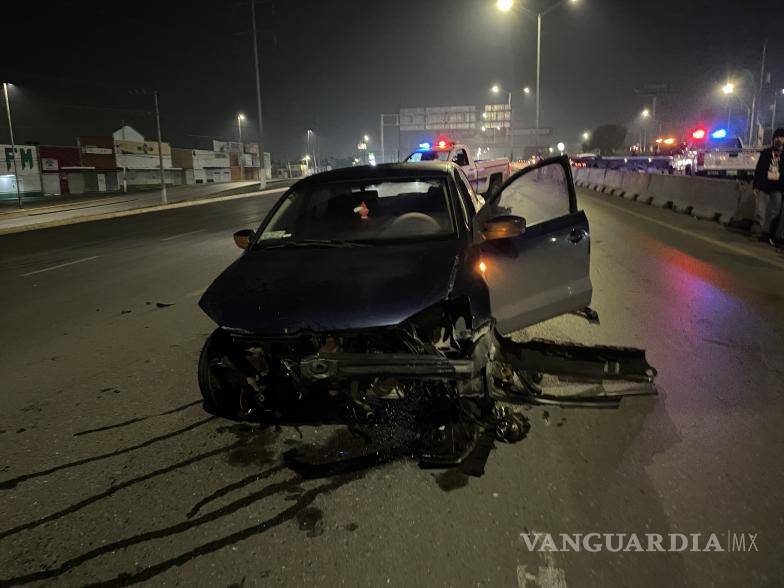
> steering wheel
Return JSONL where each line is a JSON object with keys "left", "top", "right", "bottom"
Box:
{"left": 389, "top": 212, "right": 441, "bottom": 231}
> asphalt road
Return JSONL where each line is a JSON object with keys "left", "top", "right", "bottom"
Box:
{"left": 0, "top": 185, "right": 783, "bottom": 587}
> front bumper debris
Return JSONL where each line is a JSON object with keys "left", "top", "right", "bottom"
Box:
{"left": 300, "top": 353, "right": 475, "bottom": 381}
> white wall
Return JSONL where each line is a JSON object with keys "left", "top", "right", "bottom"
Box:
{"left": 1, "top": 145, "right": 42, "bottom": 196}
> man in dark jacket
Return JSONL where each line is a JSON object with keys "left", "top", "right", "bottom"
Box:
{"left": 752, "top": 128, "right": 784, "bottom": 246}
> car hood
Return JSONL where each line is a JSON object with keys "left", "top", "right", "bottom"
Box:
{"left": 199, "top": 240, "right": 462, "bottom": 334}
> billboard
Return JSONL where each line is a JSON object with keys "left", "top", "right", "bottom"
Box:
{"left": 400, "top": 106, "right": 477, "bottom": 131}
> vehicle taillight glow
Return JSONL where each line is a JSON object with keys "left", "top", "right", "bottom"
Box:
{"left": 691, "top": 129, "right": 706, "bottom": 140}
{"left": 478, "top": 260, "right": 487, "bottom": 275}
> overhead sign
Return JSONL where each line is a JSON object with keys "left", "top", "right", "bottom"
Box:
{"left": 400, "top": 106, "right": 477, "bottom": 131}
{"left": 513, "top": 128, "right": 552, "bottom": 136}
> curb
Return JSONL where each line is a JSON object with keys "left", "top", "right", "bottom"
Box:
{"left": 0, "top": 187, "right": 288, "bottom": 236}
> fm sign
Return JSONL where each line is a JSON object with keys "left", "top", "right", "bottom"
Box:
{"left": 3, "top": 146, "right": 36, "bottom": 172}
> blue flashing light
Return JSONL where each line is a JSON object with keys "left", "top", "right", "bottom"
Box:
{"left": 711, "top": 128, "right": 728, "bottom": 139}
{"left": 418, "top": 142, "right": 431, "bottom": 150}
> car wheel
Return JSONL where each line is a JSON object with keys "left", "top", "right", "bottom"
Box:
{"left": 198, "top": 328, "right": 243, "bottom": 419}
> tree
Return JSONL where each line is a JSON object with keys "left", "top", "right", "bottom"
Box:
{"left": 588, "top": 125, "right": 627, "bottom": 155}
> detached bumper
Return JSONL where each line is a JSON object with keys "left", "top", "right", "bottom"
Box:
{"left": 300, "top": 353, "right": 475, "bottom": 381}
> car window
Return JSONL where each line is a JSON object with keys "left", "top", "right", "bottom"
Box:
{"left": 257, "top": 178, "right": 455, "bottom": 244}
{"left": 495, "top": 162, "right": 571, "bottom": 227}
{"left": 452, "top": 149, "right": 469, "bottom": 167}
{"left": 454, "top": 168, "right": 478, "bottom": 218}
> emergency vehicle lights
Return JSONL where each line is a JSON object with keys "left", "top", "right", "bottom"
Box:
{"left": 418, "top": 142, "right": 431, "bottom": 150}
{"left": 711, "top": 128, "right": 728, "bottom": 139}
{"left": 437, "top": 140, "right": 448, "bottom": 149}
{"left": 691, "top": 129, "right": 707, "bottom": 140}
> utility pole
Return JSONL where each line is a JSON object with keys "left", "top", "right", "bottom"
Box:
{"left": 237, "top": 114, "right": 245, "bottom": 180}
{"left": 250, "top": 0, "right": 266, "bottom": 189}
{"left": 153, "top": 91, "right": 167, "bottom": 205}
{"left": 534, "top": 12, "right": 541, "bottom": 150}
{"left": 2, "top": 83, "right": 21, "bottom": 208}
{"left": 120, "top": 119, "right": 127, "bottom": 193}
{"left": 754, "top": 40, "right": 767, "bottom": 146}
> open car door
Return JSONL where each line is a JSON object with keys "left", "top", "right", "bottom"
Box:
{"left": 473, "top": 155, "right": 592, "bottom": 335}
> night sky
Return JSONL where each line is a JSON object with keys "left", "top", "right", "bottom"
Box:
{"left": 3, "top": 0, "right": 781, "bottom": 161}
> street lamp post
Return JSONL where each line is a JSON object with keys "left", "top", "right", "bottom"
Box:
{"left": 496, "top": 0, "right": 579, "bottom": 151}
{"left": 237, "top": 113, "right": 245, "bottom": 180}
{"left": 640, "top": 108, "right": 650, "bottom": 153}
{"left": 2, "top": 82, "right": 21, "bottom": 209}
{"left": 491, "top": 84, "right": 514, "bottom": 159}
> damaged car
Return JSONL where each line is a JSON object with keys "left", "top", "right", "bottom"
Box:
{"left": 198, "top": 156, "right": 634, "bottom": 460}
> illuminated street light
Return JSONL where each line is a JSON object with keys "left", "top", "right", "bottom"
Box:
{"left": 494, "top": 0, "right": 581, "bottom": 149}
{"left": 496, "top": 0, "right": 514, "bottom": 12}
{"left": 491, "top": 84, "right": 501, "bottom": 94}
{"left": 523, "top": 86, "right": 531, "bottom": 94}
{"left": 722, "top": 82, "right": 735, "bottom": 95}
{"left": 481, "top": 125, "right": 487, "bottom": 132}
{"left": 237, "top": 113, "right": 246, "bottom": 180}
{"left": 557, "top": 142, "right": 565, "bottom": 152}
{"left": 363, "top": 134, "right": 370, "bottom": 142}
{"left": 641, "top": 108, "right": 650, "bottom": 118}
{"left": 581, "top": 131, "right": 590, "bottom": 141}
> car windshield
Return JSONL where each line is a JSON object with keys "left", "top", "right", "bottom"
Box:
{"left": 406, "top": 150, "right": 450, "bottom": 162}
{"left": 255, "top": 177, "right": 455, "bottom": 245}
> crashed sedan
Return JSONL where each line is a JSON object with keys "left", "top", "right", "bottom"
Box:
{"left": 198, "top": 156, "right": 617, "bottom": 459}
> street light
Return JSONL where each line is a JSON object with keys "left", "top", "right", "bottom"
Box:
{"left": 307, "top": 129, "right": 318, "bottom": 170}
{"left": 237, "top": 113, "right": 246, "bottom": 180}
{"left": 523, "top": 86, "right": 531, "bottom": 95}
{"left": 2, "top": 82, "right": 21, "bottom": 208}
{"left": 581, "top": 131, "right": 590, "bottom": 141}
{"left": 641, "top": 108, "right": 650, "bottom": 118}
{"left": 722, "top": 82, "right": 735, "bottom": 95}
{"left": 557, "top": 141, "right": 565, "bottom": 152}
{"left": 495, "top": 0, "right": 581, "bottom": 150}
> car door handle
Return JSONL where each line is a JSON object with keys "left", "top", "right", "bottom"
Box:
{"left": 568, "top": 229, "right": 587, "bottom": 244}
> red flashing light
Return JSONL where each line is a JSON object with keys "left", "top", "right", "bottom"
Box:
{"left": 691, "top": 129, "right": 706, "bottom": 140}
{"left": 437, "top": 140, "right": 448, "bottom": 149}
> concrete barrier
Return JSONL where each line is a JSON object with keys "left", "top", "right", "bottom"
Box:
{"left": 646, "top": 174, "right": 739, "bottom": 222}
{"left": 587, "top": 168, "right": 606, "bottom": 187}
{"left": 603, "top": 170, "right": 624, "bottom": 195}
{"left": 580, "top": 167, "right": 744, "bottom": 225}
{"left": 619, "top": 172, "right": 652, "bottom": 202}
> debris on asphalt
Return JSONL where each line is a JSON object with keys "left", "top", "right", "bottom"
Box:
{"left": 120, "top": 309, "right": 132, "bottom": 314}
{"left": 156, "top": 302, "right": 175, "bottom": 308}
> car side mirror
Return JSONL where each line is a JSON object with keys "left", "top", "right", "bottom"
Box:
{"left": 482, "top": 215, "right": 525, "bottom": 241}
{"left": 233, "top": 229, "right": 255, "bottom": 250}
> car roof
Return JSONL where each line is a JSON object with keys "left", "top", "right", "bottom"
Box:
{"left": 294, "top": 162, "right": 455, "bottom": 185}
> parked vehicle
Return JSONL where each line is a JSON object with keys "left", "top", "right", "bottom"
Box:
{"left": 405, "top": 141, "right": 510, "bottom": 196}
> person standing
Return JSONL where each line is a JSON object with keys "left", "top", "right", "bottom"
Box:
{"left": 752, "top": 128, "right": 784, "bottom": 247}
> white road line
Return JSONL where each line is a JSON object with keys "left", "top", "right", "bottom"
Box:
{"left": 585, "top": 194, "right": 784, "bottom": 271}
{"left": 161, "top": 229, "right": 203, "bottom": 241}
{"left": 21, "top": 256, "right": 100, "bottom": 277}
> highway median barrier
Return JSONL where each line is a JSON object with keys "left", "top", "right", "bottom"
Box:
{"left": 578, "top": 168, "right": 747, "bottom": 225}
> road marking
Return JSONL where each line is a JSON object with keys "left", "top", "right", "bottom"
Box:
{"left": 161, "top": 229, "right": 203, "bottom": 241}
{"left": 21, "top": 256, "right": 100, "bottom": 277}
{"left": 584, "top": 193, "right": 784, "bottom": 270}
